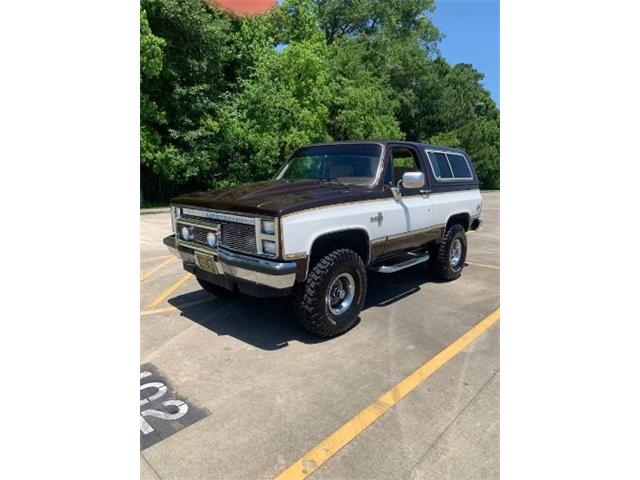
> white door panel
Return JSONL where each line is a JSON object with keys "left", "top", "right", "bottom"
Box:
{"left": 384, "top": 194, "right": 433, "bottom": 236}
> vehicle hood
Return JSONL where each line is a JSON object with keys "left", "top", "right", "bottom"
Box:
{"left": 171, "top": 179, "right": 379, "bottom": 217}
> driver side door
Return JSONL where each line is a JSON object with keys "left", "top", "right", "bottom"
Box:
{"left": 381, "top": 145, "right": 435, "bottom": 256}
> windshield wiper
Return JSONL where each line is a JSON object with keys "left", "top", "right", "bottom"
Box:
{"left": 320, "top": 177, "right": 350, "bottom": 189}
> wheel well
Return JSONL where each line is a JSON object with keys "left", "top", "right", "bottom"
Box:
{"left": 310, "top": 229, "right": 370, "bottom": 267}
{"left": 446, "top": 213, "right": 471, "bottom": 232}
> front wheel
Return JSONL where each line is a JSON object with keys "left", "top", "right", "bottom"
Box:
{"left": 292, "top": 249, "right": 367, "bottom": 337}
{"left": 431, "top": 224, "right": 468, "bottom": 281}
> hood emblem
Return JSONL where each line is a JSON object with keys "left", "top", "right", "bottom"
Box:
{"left": 371, "top": 212, "right": 384, "bottom": 226}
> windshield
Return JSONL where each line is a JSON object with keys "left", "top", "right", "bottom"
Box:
{"left": 276, "top": 144, "right": 383, "bottom": 186}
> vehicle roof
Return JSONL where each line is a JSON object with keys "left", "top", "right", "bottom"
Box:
{"left": 297, "top": 140, "right": 469, "bottom": 156}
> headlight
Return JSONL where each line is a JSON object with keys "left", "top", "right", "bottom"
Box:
{"left": 261, "top": 220, "right": 276, "bottom": 235}
{"left": 180, "top": 226, "right": 193, "bottom": 241}
{"left": 206, "top": 232, "right": 217, "bottom": 248}
{"left": 262, "top": 240, "right": 276, "bottom": 256}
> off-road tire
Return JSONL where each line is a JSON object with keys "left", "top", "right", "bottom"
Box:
{"left": 431, "top": 224, "right": 467, "bottom": 281}
{"left": 197, "top": 278, "right": 233, "bottom": 297}
{"left": 292, "top": 249, "right": 367, "bottom": 337}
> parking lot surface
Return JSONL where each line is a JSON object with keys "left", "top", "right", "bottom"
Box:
{"left": 140, "top": 192, "right": 500, "bottom": 480}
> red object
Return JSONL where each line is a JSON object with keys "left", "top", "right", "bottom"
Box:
{"left": 206, "top": 0, "right": 277, "bottom": 16}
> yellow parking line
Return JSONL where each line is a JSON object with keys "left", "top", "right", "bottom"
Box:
{"left": 145, "top": 273, "right": 193, "bottom": 311}
{"left": 275, "top": 308, "right": 500, "bottom": 480}
{"left": 466, "top": 260, "right": 500, "bottom": 270}
{"left": 140, "top": 297, "right": 215, "bottom": 316}
{"left": 140, "top": 257, "right": 177, "bottom": 282}
{"left": 141, "top": 254, "right": 172, "bottom": 263}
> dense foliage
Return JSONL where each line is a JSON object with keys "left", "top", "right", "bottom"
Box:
{"left": 140, "top": 0, "right": 499, "bottom": 203}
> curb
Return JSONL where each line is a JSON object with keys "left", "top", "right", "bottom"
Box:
{"left": 141, "top": 207, "right": 171, "bottom": 215}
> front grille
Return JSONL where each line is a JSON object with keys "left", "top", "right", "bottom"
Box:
{"left": 193, "top": 229, "right": 210, "bottom": 245}
{"left": 220, "top": 222, "right": 257, "bottom": 254}
{"left": 180, "top": 214, "right": 257, "bottom": 255}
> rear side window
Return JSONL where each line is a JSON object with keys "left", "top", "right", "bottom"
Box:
{"left": 447, "top": 154, "right": 473, "bottom": 179}
{"left": 426, "top": 150, "right": 473, "bottom": 181}
{"left": 428, "top": 152, "right": 453, "bottom": 179}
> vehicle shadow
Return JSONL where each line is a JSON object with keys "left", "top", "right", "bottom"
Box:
{"left": 168, "top": 291, "right": 328, "bottom": 351}
{"left": 169, "top": 263, "right": 454, "bottom": 351}
{"left": 365, "top": 263, "right": 446, "bottom": 309}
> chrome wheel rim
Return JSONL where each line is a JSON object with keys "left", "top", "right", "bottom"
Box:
{"left": 450, "top": 239, "right": 462, "bottom": 268}
{"left": 327, "top": 273, "right": 355, "bottom": 316}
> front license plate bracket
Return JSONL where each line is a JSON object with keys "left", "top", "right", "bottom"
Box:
{"left": 195, "top": 251, "right": 219, "bottom": 274}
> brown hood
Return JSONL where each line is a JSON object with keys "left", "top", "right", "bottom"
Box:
{"left": 171, "top": 179, "right": 385, "bottom": 217}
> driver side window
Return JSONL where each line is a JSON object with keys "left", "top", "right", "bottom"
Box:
{"left": 385, "top": 147, "right": 422, "bottom": 188}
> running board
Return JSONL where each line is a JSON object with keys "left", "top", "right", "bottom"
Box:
{"left": 368, "top": 252, "right": 430, "bottom": 273}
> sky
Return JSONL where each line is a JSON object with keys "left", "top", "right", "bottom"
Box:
{"left": 431, "top": 0, "right": 500, "bottom": 106}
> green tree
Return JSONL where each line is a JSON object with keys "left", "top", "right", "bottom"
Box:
{"left": 220, "top": 39, "right": 334, "bottom": 185}
{"left": 429, "top": 62, "right": 500, "bottom": 188}
{"left": 141, "top": 0, "right": 231, "bottom": 191}
{"left": 140, "top": 0, "right": 500, "bottom": 201}
{"left": 457, "top": 116, "right": 500, "bottom": 189}
{"left": 140, "top": 9, "right": 169, "bottom": 187}
{"left": 428, "top": 131, "right": 461, "bottom": 148}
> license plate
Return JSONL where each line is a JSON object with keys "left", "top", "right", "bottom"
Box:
{"left": 195, "top": 252, "right": 219, "bottom": 274}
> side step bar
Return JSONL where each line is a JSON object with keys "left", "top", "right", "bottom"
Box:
{"left": 368, "top": 252, "right": 430, "bottom": 274}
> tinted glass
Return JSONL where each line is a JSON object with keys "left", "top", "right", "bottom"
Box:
{"left": 277, "top": 144, "right": 382, "bottom": 185}
{"left": 428, "top": 151, "right": 453, "bottom": 179}
{"left": 447, "top": 154, "right": 472, "bottom": 178}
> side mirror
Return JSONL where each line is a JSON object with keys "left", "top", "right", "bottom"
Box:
{"left": 401, "top": 171, "right": 425, "bottom": 189}
{"left": 391, "top": 171, "right": 426, "bottom": 201}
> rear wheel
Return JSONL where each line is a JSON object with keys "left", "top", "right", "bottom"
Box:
{"left": 431, "top": 224, "right": 467, "bottom": 281}
{"left": 292, "top": 249, "right": 367, "bottom": 337}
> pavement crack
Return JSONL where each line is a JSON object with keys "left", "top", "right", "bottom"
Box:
{"left": 141, "top": 454, "right": 163, "bottom": 480}
{"left": 402, "top": 368, "right": 500, "bottom": 480}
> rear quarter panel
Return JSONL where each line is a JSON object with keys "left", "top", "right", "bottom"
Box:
{"left": 430, "top": 189, "right": 483, "bottom": 227}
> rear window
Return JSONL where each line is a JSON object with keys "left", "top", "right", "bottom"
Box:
{"left": 427, "top": 150, "right": 473, "bottom": 181}
{"left": 428, "top": 152, "right": 453, "bottom": 179}
{"left": 447, "top": 154, "right": 473, "bottom": 178}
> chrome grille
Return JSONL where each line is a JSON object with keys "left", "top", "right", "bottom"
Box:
{"left": 193, "top": 229, "right": 210, "bottom": 245}
{"left": 181, "top": 214, "right": 257, "bottom": 255}
{"left": 220, "top": 222, "right": 257, "bottom": 254}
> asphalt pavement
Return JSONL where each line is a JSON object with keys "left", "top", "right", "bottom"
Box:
{"left": 140, "top": 191, "right": 500, "bottom": 480}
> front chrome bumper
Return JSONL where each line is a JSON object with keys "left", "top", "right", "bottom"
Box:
{"left": 164, "top": 235, "right": 297, "bottom": 291}
{"left": 217, "top": 248, "right": 297, "bottom": 289}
